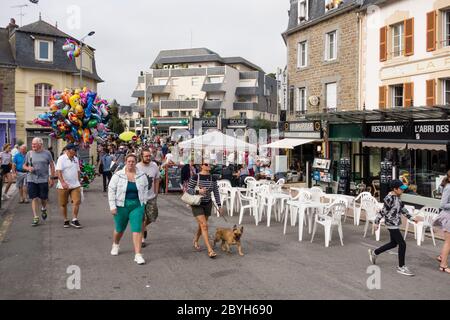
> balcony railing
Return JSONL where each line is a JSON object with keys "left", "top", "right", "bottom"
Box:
{"left": 152, "top": 66, "right": 226, "bottom": 78}
{"left": 152, "top": 69, "right": 170, "bottom": 78}
{"left": 236, "top": 87, "right": 258, "bottom": 96}
{"left": 147, "top": 84, "right": 171, "bottom": 94}
{"left": 233, "top": 102, "right": 258, "bottom": 110}
{"left": 207, "top": 66, "right": 226, "bottom": 75}
{"left": 203, "top": 100, "right": 223, "bottom": 109}
{"left": 239, "top": 71, "right": 259, "bottom": 80}
{"left": 160, "top": 100, "right": 200, "bottom": 109}
{"left": 202, "top": 83, "right": 225, "bottom": 92}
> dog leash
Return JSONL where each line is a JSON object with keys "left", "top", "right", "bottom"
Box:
{"left": 212, "top": 202, "right": 228, "bottom": 222}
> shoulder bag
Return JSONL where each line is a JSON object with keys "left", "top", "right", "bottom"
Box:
{"left": 181, "top": 174, "right": 203, "bottom": 206}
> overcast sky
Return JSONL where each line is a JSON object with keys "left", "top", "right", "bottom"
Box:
{"left": 1, "top": 0, "right": 290, "bottom": 105}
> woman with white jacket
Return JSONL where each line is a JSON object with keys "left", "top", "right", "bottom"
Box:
{"left": 108, "top": 154, "right": 149, "bottom": 265}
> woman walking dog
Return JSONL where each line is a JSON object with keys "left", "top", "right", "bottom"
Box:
{"left": 186, "top": 161, "right": 223, "bottom": 258}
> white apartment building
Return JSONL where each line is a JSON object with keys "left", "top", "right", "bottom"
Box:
{"left": 132, "top": 48, "right": 278, "bottom": 136}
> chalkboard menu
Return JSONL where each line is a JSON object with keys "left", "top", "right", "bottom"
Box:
{"left": 337, "top": 158, "right": 351, "bottom": 195}
{"left": 166, "top": 165, "right": 183, "bottom": 192}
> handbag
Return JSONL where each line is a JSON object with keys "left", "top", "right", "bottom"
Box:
{"left": 181, "top": 174, "right": 203, "bottom": 206}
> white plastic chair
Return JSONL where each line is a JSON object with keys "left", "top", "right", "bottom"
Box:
{"left": 311, "top": 201, "right": 347, "bottom": 247}
{"left": 238, "top": 192, "right": 259, "bottom": 226}
{"left": 363, "top": 197, "right": 382, "bottom": 241}
{"left": 353, "top": 192, "right": 374, "bottom": 225}
{"left": 404, "top": 206, "right": 439, "bottom": 246}
{"left": 284, "top": 190, "right": 312, "bottom": 234}
{"left": 258, "top": 185, "right": 280, "bottom": 227}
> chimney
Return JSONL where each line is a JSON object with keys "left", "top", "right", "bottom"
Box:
{"left": 6, "top": 18, "right": 19, "bottom": 37}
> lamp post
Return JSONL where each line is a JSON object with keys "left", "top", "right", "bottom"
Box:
{"left": 79, "top": 31, "right": 95, "bottom": 88}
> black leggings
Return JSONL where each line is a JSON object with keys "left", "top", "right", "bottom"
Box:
{"left": 102, "top": 172, "right": 112, "bottom": 191}
{"left": 374, "top": 228, "right": 406, "bottom": 267}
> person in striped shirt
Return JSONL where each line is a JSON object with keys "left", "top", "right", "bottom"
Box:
{"left": 187, "top": 162, "right": 223, "bottom": 258}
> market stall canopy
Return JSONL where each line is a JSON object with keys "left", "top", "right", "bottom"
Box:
{"left": 261, "top": 138, "right": 317, "bottom": 149}
{"left": 178, "top": 130, "right": 256, "bottom": 152}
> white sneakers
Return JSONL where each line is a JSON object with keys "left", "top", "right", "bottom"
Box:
{"left": 134, "top": 254, "right": 146, "bottom": 265}
{"left": 111, "top": 243, "right": 145, "bottom": 265}
{"left": 111, "top": 244, "right": 120, "bottom": 256}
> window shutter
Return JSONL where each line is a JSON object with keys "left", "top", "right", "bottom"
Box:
{"left": 426, "top": 79, "right": 436, "bottom": 107}
{"left": 404, "top": 82, "right": 414, "bottom": 107}
{"left": 380, "top": 26, "right": 387, "bottom": 62}
{"left": 404, "top": 18, "right": 414, "bottom": 56}
{"left": 426, "top": 11, "right": 436, "bottom": 52}
{"left": 379, "top": 86, "right": 387, "bottom": 109}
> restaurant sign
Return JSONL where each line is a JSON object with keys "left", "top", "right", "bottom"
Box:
{"left": 364, "top": 121, "right": 450, "bottom": 141}
{"left": 281, "top": 121, "right": 322, "bottom": 139}
{"left": 193, "top": 118, "right": 218, "bottom": 128}
{"left": 227, "top": 119, "right": 248, "bottom": 128}
{"left": 413, "top": 121, "right": 450, "bottom": 141}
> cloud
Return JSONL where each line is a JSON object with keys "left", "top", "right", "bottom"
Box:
{"left": 1, "top": 0, "right": 289, "bottom": 105}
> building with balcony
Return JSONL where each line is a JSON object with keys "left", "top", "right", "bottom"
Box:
{"left": 0, "top": 17, "right": 103, "bottom": 158}
{"left": 131, "top": 48, "right": 278, "bottom": 136}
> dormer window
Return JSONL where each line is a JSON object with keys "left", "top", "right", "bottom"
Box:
{"left": 35, "top": 39, "right": 53, "bottom": 62}
{"left": 298, "top": 0, "right": 308, "bottom": 23}
{"left": 325, "top": 0, "right": 342, "bottom": 12}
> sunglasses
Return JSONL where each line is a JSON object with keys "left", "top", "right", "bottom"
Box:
{"left": 202, "top": 163, "right": 209, "bottom": 166}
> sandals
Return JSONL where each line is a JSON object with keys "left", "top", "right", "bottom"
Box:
{"left": 193, "top": 239, "right": 201, "bottom": 251}
{"left": 208, "top": 250, "right": 217, "bottom": 259}
{"left": 439, "top": 266, "right": 450, "bottom": 274}
{"left": 436, "top": 255, "right": 442, "bottom": 263}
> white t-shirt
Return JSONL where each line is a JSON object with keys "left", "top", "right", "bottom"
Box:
{"left": 136, "top": 162, "right": 161, "bottom": 200}
{"left": 55, "top": 154, "right": 81, "bottom": 189}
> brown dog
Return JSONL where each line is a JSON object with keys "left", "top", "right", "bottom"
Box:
{"left": 213, "top": 225, "right": 244, "bottom": 256}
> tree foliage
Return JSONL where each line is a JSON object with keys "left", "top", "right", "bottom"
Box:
{"left": 108, "top": 99, "right": 126, "bottom": 134}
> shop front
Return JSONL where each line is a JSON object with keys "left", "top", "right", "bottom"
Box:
{"left": 193, "top": 117, "right": 219, "bottom": 134}
{"left": 363, "top": 120, "right": 450, "bottom": 199}
{"left": 150, "top": 118, "right": 189, "bottom": 138}
{"left": 279, "top": 120, "right": 323, "bottom": 174}
{"left": 0, "top": 112, "right": 16, "bottom": 149}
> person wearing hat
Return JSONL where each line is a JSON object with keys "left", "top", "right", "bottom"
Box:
{"left": 368, "top": 179, "right": 418, "bottom": 276}
{"left": 55, "top": 143, "right": 83, "bottom": 229}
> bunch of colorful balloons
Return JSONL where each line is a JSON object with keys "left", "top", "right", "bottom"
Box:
{"left": 34, "top": 88, "right": 110, "bottom": 147}
{"left": 62, "top": 39, "right": 81, "bottom": 60}
{"left": 80, "top": 162, "right": 96, "bottom": 188}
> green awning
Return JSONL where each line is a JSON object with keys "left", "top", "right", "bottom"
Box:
{"left": 329, "top": 124, "right": 363, "bottom": 142}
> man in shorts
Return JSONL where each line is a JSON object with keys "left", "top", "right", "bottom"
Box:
{"left": 136, "top": 149, "right": 160, "bottom": 247}
{"left": 56, "top": 144, "right": 82, "bottom": 229}
{"left": 12, "top": 144, "right": 29, "bottom": 203}
{"left": 23, "top": 138, "right": 55, "bottom": 227}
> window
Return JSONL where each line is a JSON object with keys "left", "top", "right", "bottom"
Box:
{"left": 326, "top": 83, "right": 337, "bottom": 109}
{"left": 172, "top": 78, "right": 180, "bottom": 86}
{"left": 192, "top": 77, "right": 200, "bottom": 86}
{"left": 208, "top": 77, "right": 223, "bottom": 84}
{"left": 444, "top": 10, "right": 450, "bottom": 47}
{"left": 297, "top": 41, "right": 307, "bottom": 67}
{"left": 325, "top": 31, "right": 337, "bottom": 61}
{"left": 158, "top": 79, "right": 168, "bottom": 85}
{"left": 297, "top": 87, "right": 307, "bottom": 113}
{"left": 240, "top": 112, "right": 247, "bottom": 118}
{"left": 34, "top": 83, "right": 52, "bottom": 107}
{"left": 0, "top": 82, "right": 3, "bottom": 111}
{"left": 35, "top": 40, "right": 53, "bottom": 62}
{"left": 445, "top": 79, "right": 450, "bottom": 105}
{"left": 298, "top": 0, "right": 308, "bottom": 22}
{"left": 391, "top": 84, "right": 404, "bottom": 107}
{"left": 392, "top": 23, "right": 404, "bottom": 57}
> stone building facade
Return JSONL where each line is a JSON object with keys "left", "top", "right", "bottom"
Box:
{"left": 284, "top": 0, "right": 361, "bottom": 120}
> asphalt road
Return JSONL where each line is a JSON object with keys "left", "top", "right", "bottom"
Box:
{"left": 0, "top": 179, "right": 448, "bottom": 300}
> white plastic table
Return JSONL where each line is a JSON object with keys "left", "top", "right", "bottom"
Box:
{"left": 293, "top": 202, "right": 329, "bottom": 241}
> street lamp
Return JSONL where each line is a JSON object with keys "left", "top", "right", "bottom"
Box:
{"left": 79, "top": 31, "right": 95, "bottom": 88}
